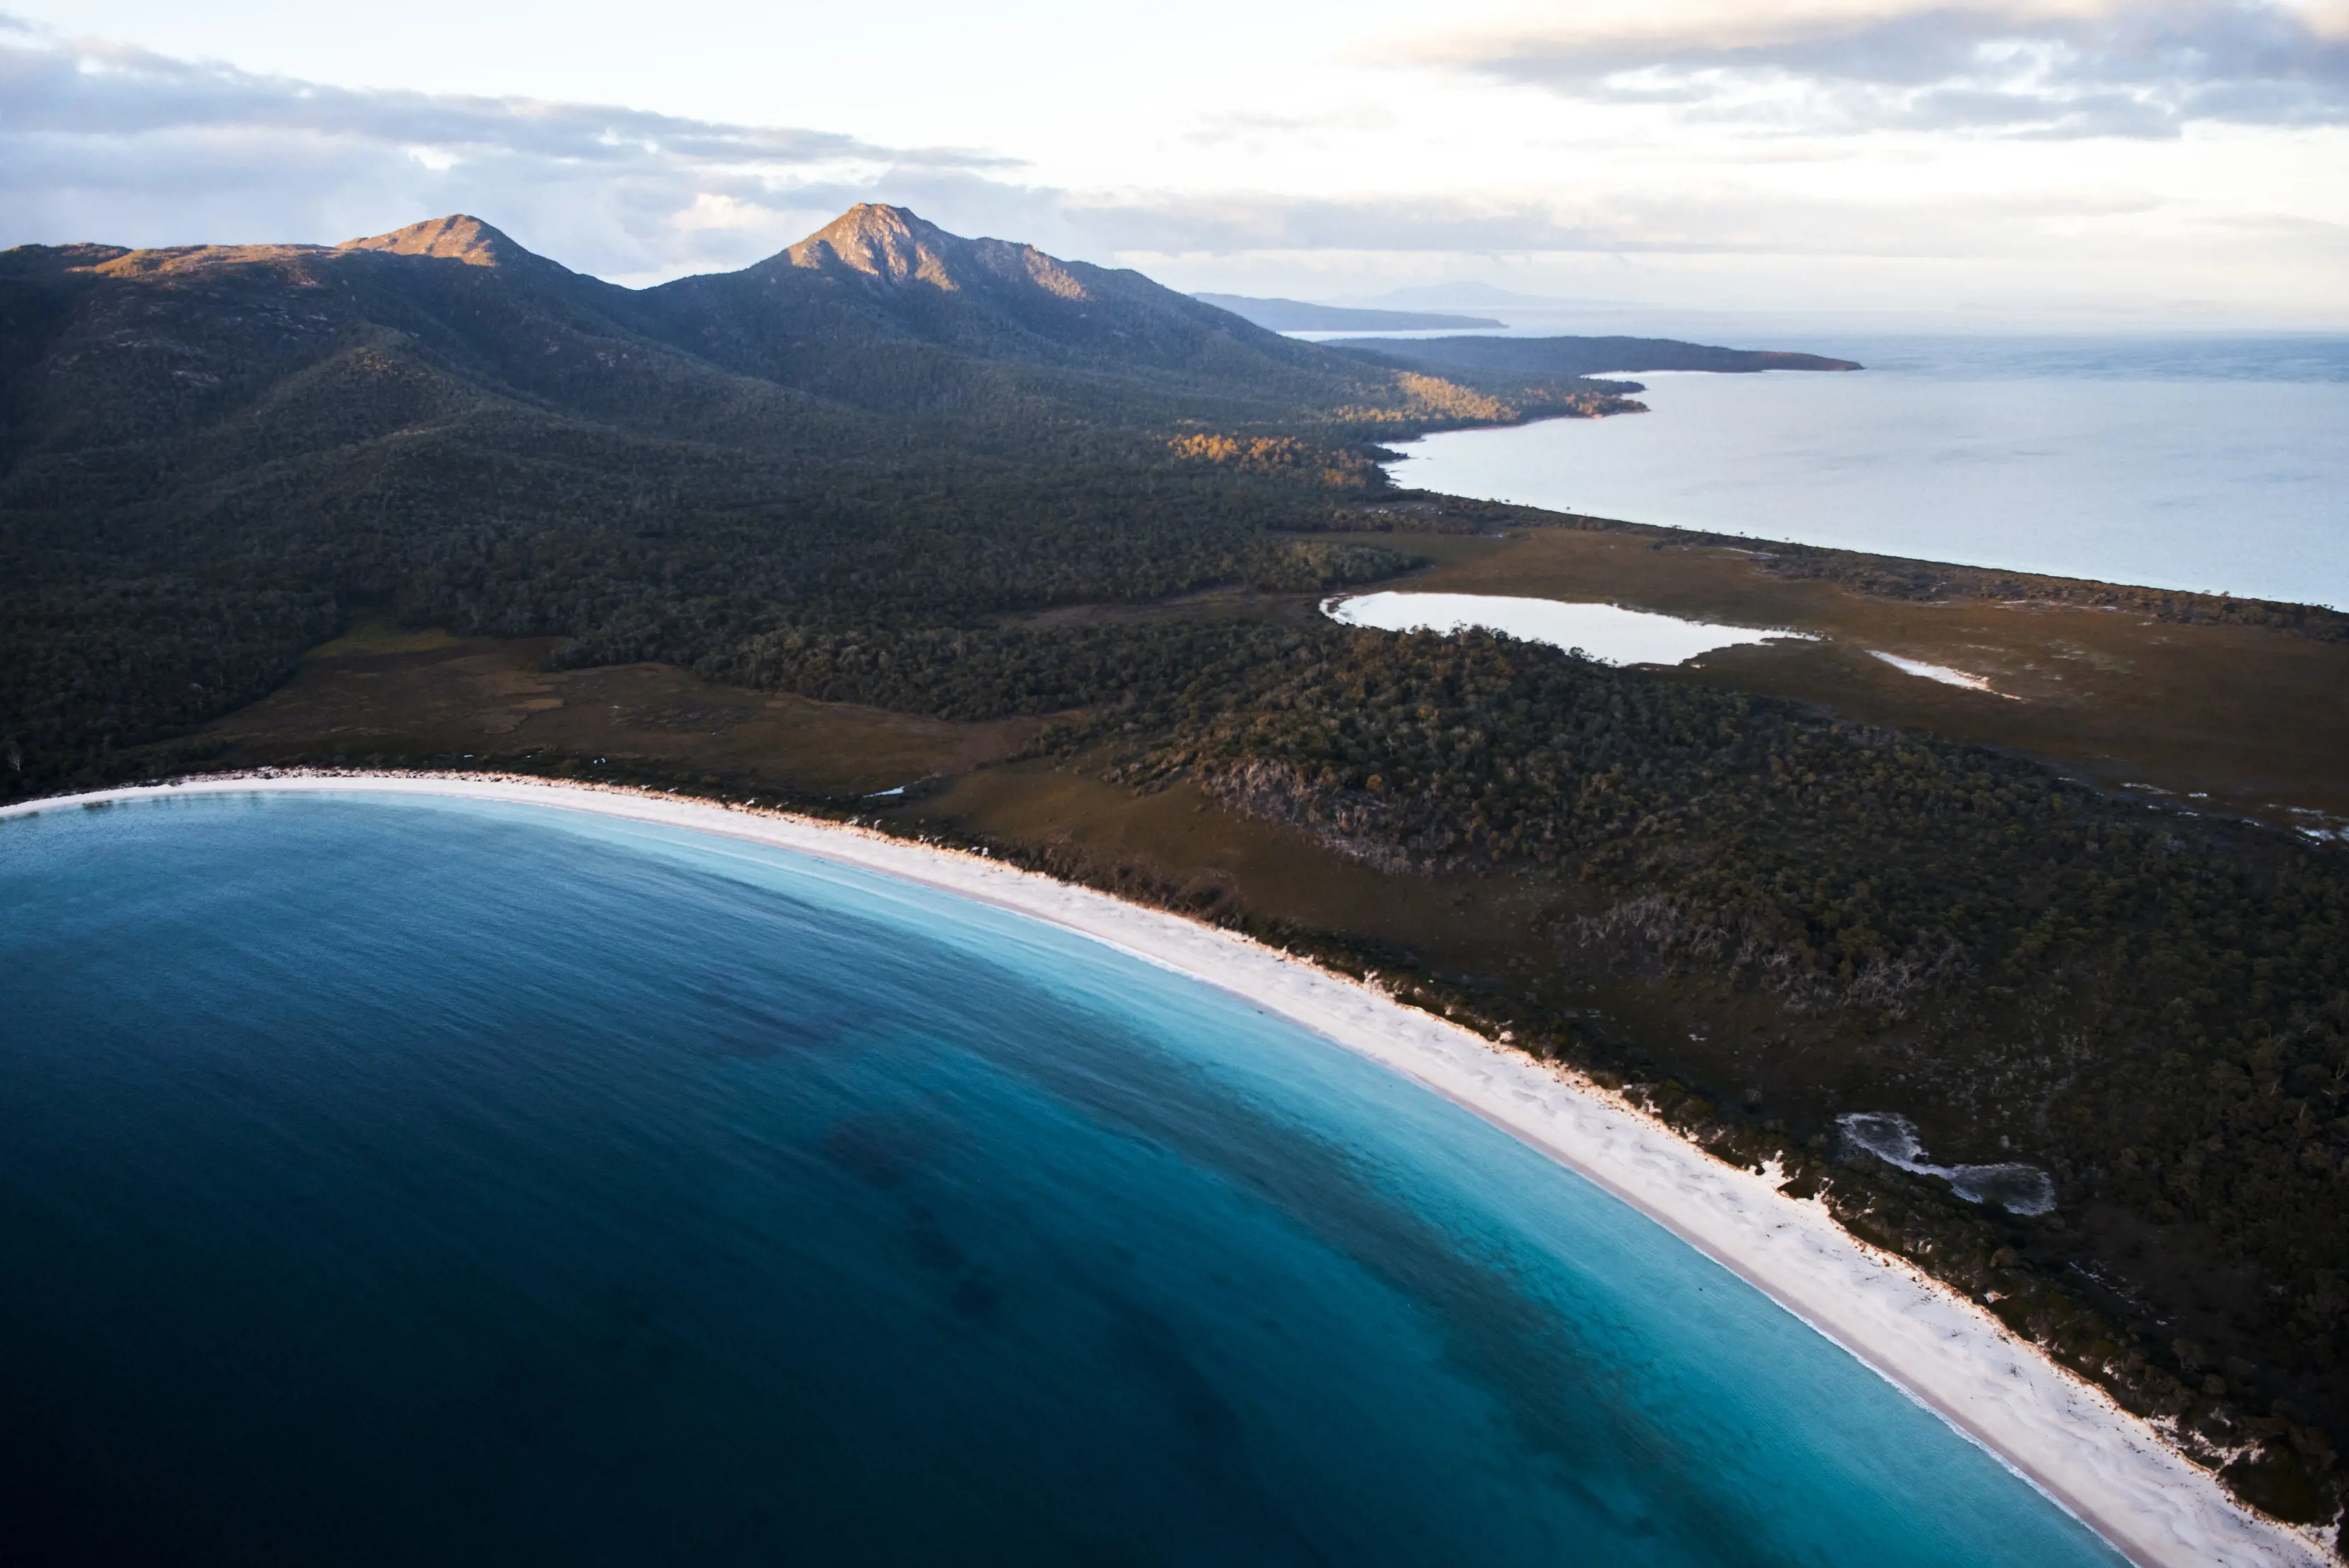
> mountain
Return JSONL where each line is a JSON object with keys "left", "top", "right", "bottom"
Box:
{"left": 13, "top": 207, "right": 2349, "bottom": 1533}
{"left": 0, "top": 204, "right": 1528, "bottom": 541}
{"left": 1327, "top": 334, "right": 1864, "bottom": 378}
{"left": 0, "top": 203, "right": 1627, "bottom": 795}
{"left": 1190, "top": 294, "right": 1505, "bottom": 332}
{"left": 0, "top": 205, "right": 1419, "bottom": 471}
{"left": 338, "top": 213, "right": 543, "bottom": 269}
{"left": 0, "top": 203, "right": 1650, "bottom": 562}
{"left": 624, "top": 205, "right": 1409, "bottom": 426}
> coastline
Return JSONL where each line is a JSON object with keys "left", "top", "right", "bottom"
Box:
{"left": 4, "top": 771, "right": 2329, "bottom": 1568}
{"left": 1381, "top": 361, "right": 2349, "bottom": 614}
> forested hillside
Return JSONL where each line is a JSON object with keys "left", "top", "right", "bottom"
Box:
{"left": 723, "top": 606, "right": 2349, "bottom": 1524}
{"left": 0, "top": 206, "right": 1626, "bottom": 795}
{"left": 9, "top": 202, "right": 2349, "bottom": 1536}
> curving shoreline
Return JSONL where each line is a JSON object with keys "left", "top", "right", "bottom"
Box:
{"left": 4, "top": 771, "right": 2329, "bottom": 1568}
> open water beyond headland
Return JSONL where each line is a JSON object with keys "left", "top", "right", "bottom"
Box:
{"left": 0, "top": 792, "right": 2128, "bottom": 1564}
{"left": 1386, "top": 335, "right": 2349, "bottom": 610}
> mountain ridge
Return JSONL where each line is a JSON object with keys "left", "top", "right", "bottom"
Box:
{"left": 0, "top": 207, "right": 1818, "bottom": 419}
{"left": 0, "top": 200, "right": 1626, "bottom": 793}
{"left": 0, "top": 203, "right": 1470, "bottom": 466}
{"left": 338, "top": 214, "right": 534, "bottom": 269}
{"left": 13, "top": 203, "right": 2349, "bottom": 1538}
{"left": 775, "top": 204, "right": 1090, "bottom": 301}
{"left": 636, "top": 203, "right": 1386, "bottom": 421}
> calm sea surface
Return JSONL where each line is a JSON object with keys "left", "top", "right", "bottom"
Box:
{"left": 1385, "top": 335, "right": 2349, "bottom": 610}
{"left": 0, "top": 792, "right": 2127, "bottom": 1565}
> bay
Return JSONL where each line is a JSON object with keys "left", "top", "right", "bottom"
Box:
{"left": 1382, "top": 335, "right": 2349, "bottom": 610}
{"left": 0, "top": 792, "right": 2127, "bottom": 1564}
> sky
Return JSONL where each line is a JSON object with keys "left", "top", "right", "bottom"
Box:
{"left": 4, "top": 0, "right": 2345, "bottom": 327}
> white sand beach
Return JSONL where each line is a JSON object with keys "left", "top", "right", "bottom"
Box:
{"left": 6, "top": 772, "right": 2329, "bottom": 1568}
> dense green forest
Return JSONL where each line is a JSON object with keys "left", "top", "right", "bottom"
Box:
{"left": 0, "top": 207, "right": 1627, "bottom": 796}
{"left": 743, "top": 610, "right": 2349, "bottom": 1519}
{"left": 8, "top": 203, "right": 2349, "bottom": 1533}
{"left": 1134, "top": 630, "right": 2349, "bottom": 1519}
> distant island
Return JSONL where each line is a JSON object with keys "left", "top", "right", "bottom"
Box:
{"left": 1328, "top": 334, "right": 1864, "bottom": 378}
{"left": 1193, "top": 293, "right": 1506, "bottom": 332}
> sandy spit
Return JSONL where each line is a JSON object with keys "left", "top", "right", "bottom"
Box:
{"left": 5, "top": 772, "right": 2329, "bottom": 1568}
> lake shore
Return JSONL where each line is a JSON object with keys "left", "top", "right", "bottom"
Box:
{"left": 6, "top": 770, "right": 2329, "bottom": 1568}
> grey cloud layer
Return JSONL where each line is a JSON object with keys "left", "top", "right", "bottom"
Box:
{"left": 1054, "top": 183, "right": 2173, "bottom": 259}
{"left": 8, "top": 44, "right": 886, "bottom": 159}
{"left": 0, "top": 26, "right": 1008, "bottom": 277}
{"left": 1444, "top": 1, "right": 2349, "bottom": 137}
{"left": 4, "top": 24, "right": 1948, "bottom": 277}
{"left": 3, "top": 18, "right": 2332, "bottom": 295}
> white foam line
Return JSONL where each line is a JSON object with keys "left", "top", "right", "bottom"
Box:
{"left": 4, "top": 772, "right": 2326, "bottom": 1568}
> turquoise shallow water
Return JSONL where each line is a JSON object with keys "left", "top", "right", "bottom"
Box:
{"left": 0, "top": 792, "right": 2127, "bottom": 1565}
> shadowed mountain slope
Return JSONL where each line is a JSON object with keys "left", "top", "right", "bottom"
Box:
{"left": 0, "top": 204, "right": 1542, "bottom": 485}
{"left": 0, "top": 217, "right": 878, "bottom": 556}
{"left": 3, "top": 205, "right": 1566, "bottom": 789}
{"left": 623, "top": 205, "right": 1424, "bottom": 426}
{"left": 13, "top": 209, "right": 2349, "bottom": 1541}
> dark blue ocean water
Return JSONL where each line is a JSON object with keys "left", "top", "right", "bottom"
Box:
{"left": 0, "top": 792, "right": 2127, "bottom": 1566}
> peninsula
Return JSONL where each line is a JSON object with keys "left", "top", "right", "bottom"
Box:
{"left": 5, "top": 203, "right": 2346, "bottom": 1552}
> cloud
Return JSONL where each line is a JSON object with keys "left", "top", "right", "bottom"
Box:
{"left": 1181, "top": 106, "right": 1402, "bottom": 145}
{"left": 0, "top": 13, "right": 2206, "bottom": 289}
{"left": 1047, "top": 181, "right": 2166, "bottom": 260}
{"left": 0, "top": 21, "right": 1013, "bottom": 280}
{"left": 2, "top": 11, "right": 2338, "bottom": 325}
{"left": 1418, "top": 0, "right": 2349, "bottom": 137}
